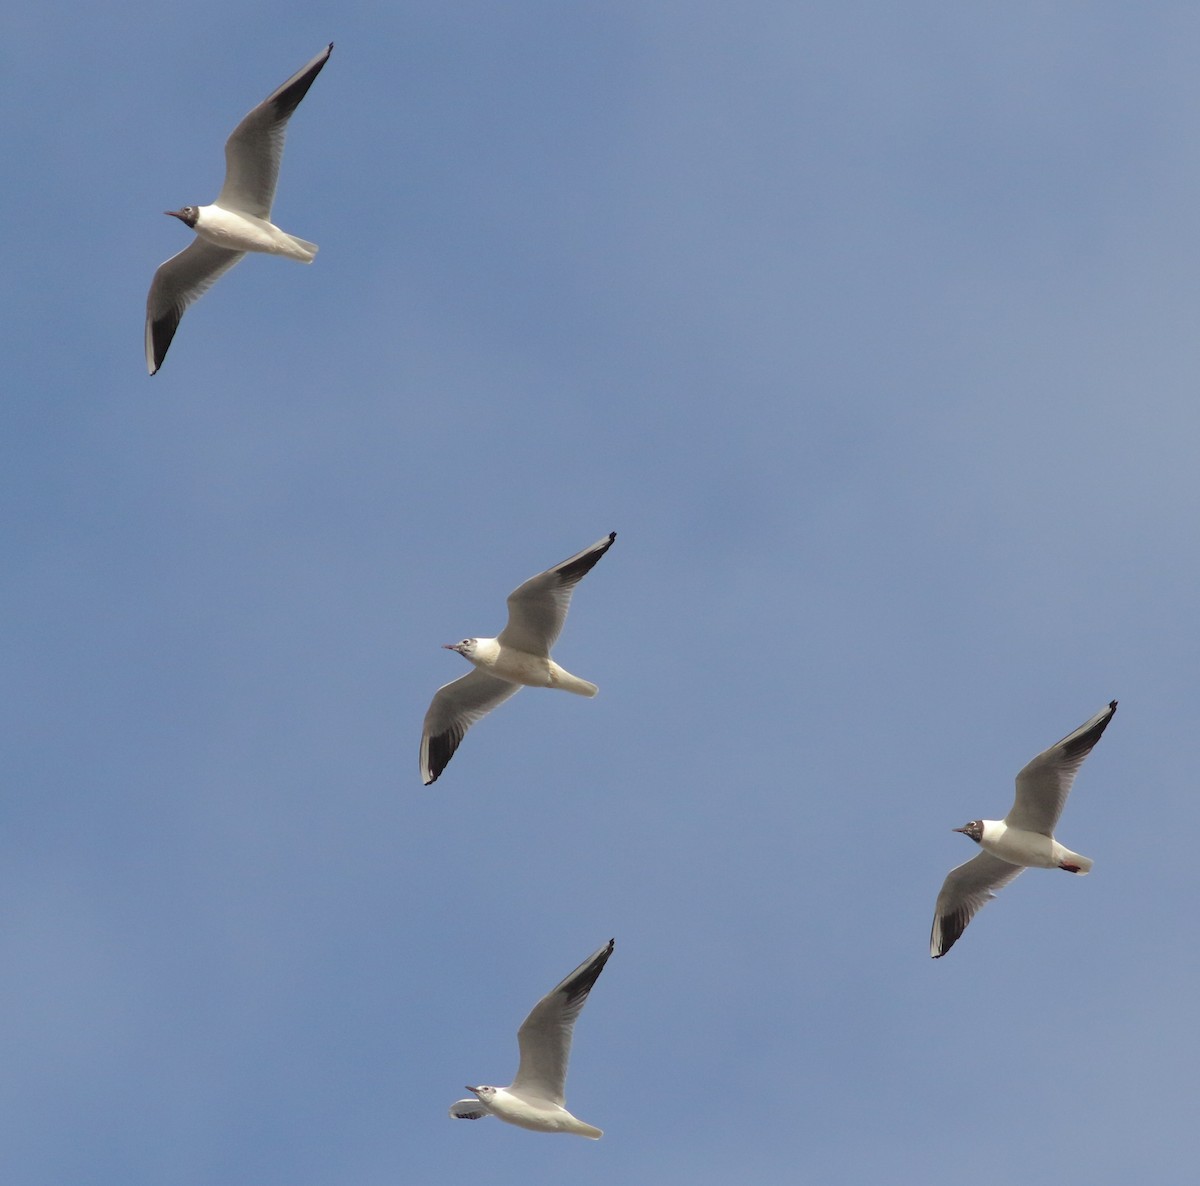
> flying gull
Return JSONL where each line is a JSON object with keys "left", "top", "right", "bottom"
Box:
{"left": 145, "top": 43, "right": 333, "bottom": 374}
{"left": 930, "top": 700, "right": 1117, "bottom": 958}
{"left": 419, "top": 531, "right": 616, "bottom": 785}
{"left": 449, "top": 939, "right": 614, "bottom": 1138}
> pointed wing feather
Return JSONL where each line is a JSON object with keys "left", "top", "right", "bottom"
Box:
{"left": 1005, "top": 701, "right": 1117, "bottom": 836}
{"left": 498, "top": 532, "right": 616, "bottom": 656}
{"left": 930, "top": 851, "right": 1025, "bottom": 957}
{"left": 419, "top": 669, "right": 520, "bottom": 785}
{"left": 217, "top": 43, "right": 333, "bottom": 219}
{"left": 512, "top": 939, "right": 614, "bottom": 1106}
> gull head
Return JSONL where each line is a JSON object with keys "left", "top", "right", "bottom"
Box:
{"left": 953, "top": 820, "right": 984, "bottom": 843}
{"left": 444, "top": 638, "right": 479, "bottom": 660}
{"left": 164, "top": 206, "right": 199, "bottom": 228}
{"left": 466, "top": 1085, "right": 495, "bottom": 1099}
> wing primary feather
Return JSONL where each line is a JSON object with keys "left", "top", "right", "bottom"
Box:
{"left": 553, "top": 532, "right": 616, "bottom": 584}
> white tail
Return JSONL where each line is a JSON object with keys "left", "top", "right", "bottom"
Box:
{"left": 548, "top": 663, "right": 598, "bottom": 697}
{"left": 1058, "top": 850, "right": 1094, "bottom": 874}
{"left": 287, "top": 233, "right": 319, "bottom": 261}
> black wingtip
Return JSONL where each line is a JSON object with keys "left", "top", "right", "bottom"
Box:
{"left": 551, "top": 531, "right": 618, "bottom": 585}
{"left": 148, "top": 309, "right": 180, "bottom": 376}
{"left": 1109, "top": 699, "right": 1118, "bottom": 712}
{"left": 930, "top": 907, "right": 968, "bottom": 959}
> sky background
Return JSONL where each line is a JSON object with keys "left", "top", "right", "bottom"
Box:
{"left": 3, "top": 3, "right": 1199, "bottom": 1183}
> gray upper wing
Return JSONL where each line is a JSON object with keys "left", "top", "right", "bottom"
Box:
{"left": 145, "top": 238, "right": 246, "bottom": 374}
{"left": 419, "top": 668, "right": 520, "bottom": 785}
{"left": 930, "top": 851, "right": 1024, "bottom": 958}
{"left": 511, "top": 939, "right": 614, "bottom": 1105}
{"left": 1005, "top": 701, "right": 1117, "bottom": 836}
{"left": 217, "top": 43, "right": 333, "bottom": 219}
{"left": 497, "top": 532, "right": 616, "bottom": 656}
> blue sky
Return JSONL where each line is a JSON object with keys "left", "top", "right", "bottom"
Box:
{"left": 4, "top": 3, "right": 1200, "bottom": 1182}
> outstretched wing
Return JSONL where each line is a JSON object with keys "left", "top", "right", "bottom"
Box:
{"left": 498, "top": 532, "right": 616, "bottom": 657}
{"left": 217, "top": 43, "right": 333, "bottom": 219}
{"left": 512, "top": 939, "right": 615, "bottom": 1105}
{"left": 419, "top": 669, "right": 520, "bottom": 785}
{"left": 930, "top": 851, "right": 1024, "bottom": 958}
{"left": 145, "top": 239, "right": 246, "bottom": 374}
{"left": 1006, "top": 701, "right": 1117, "bottom": 836}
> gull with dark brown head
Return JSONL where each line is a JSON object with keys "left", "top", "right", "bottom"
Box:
{"left": 145, "top": 43, "right": 333, "bottom": 374}
{"left": 449, "top": 939, "right": 614, "bottom": 1139}
{"left": 419, "top": 532, "right": 616, "bottom": 785}
{"left": 930, "top": 700, "right": 1117, "bottom": 958}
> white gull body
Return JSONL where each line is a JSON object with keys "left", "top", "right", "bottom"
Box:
{"left": 419, "top": 532, "right": 616, "bottom": 785}
{"left": 145, "top": 43, "right": 332, "bottom": 374}
{"left": 930, "top": 700, "right": 1117, "bottom": 958}
{"left": 449, "top": 939, "right": 614, "bottom": 1139}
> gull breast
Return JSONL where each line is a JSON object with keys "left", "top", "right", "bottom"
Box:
{"left": 981, "top": 821, "right": 1058, "bottom": 869}
{"left": 490, "top": 648, "right": 554, "bottom": 687}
